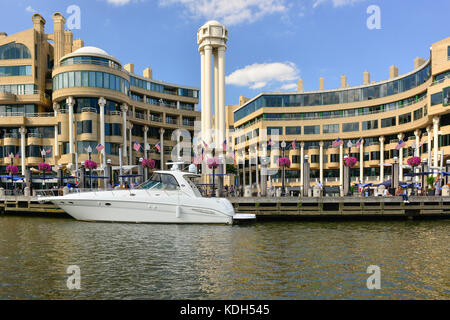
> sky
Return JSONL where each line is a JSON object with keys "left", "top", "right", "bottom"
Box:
{"left": 1, "top": 0, "right": 449, "bottom": 109}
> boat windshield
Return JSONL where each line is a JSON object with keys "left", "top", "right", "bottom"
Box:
{"left": 137, "top": 173, "right": 180, "bottom": 191}
{"left": 184, "top": 175, "right": 203, "bottom": 197}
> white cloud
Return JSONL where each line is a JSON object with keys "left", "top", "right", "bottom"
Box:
{"left": 226, "top": 62, "right": 300, "bottom": 90}
{"left": 105, "top": 0, "right": 133, "bottom": 6}
{"left": 280, "top": 83, "right": 298, "bottom": 91}
{"left": 159, "top": 0, "right": 287, "bottom": 26}
{"left": 313, "top": 0, "right": 367, "bottom": 8}
{"left": 25, "top": 5, "right": 36, "bottom": 13}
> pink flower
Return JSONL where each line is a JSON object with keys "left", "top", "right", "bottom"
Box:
{"left": 344, "top": 156, "right": 357, "bottom": 167}
{"left": 142, "top": 158, "right": 155, "bottom": 169}
{"left": 207, "top": 157, "right": 219, "bottom": 169}
{"left": 38, "top": 162, "right": 51, "bottom": 172}
{"left": 277, "top": 157, "right": 291, "bottom": 168}
{"left": 84, "top": 160, "right": 97, "bottom": 169}
{"left": 6, "top": 165, "right": 18, "bottom": 175}
{"left": 407, "top": 156, "right": 421, "bottom": 167}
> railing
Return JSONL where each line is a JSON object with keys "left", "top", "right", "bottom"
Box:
{"left": 180, "top": 105, "right": 194, "bottom": 111}
{"left": 27, "top": 133, "right": 42, "bottom": 138}
{"left": 150, "top": 115, "right": 162, "bottom": 122}
{"left": 182, "top": 120, "right": 195, "bottom": 127}
{"left": 166, "top": 118, "right": 177, "bottom": 125}
{"left": 0, "top": 112, "right": 54, "bottom": 117}
{"left": 0, "top": 89, "right": 51, "bottom": 101}
{"left": 236, "top": 95, "right": 427, "bottom": 131}
{"left": 81, "top": 107, "right": 97, "bottom": 113}
{"left": 135, "top": 112, "right": 147, "bottom": 120}
{"left": 107, "top": 111, "right": 122, "bottom": 116}
{"left": 431, "top": 75, "right": 450, "bottom": 86}
{"left": 3, "top": 133, "right": 19, "bottom": 138}
{"left": 60, "top": 59, "right": 122, "bottom": 71}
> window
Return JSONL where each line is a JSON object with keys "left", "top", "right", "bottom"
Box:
{"left": 381, "top": 116, "right": 396, "bottom": 128}
{"left": 444, "top": 87, "right": 450, "bottom": 106}
{"left": 0, "top": 65, "right": 32, "bottom": 76}
{"left": 323, "top": 124, "right": 339, "bottom": 133}
{"left": 330, "top": 154, "right": 339, "bottom": 162}
{"left": 399, "top": 112, "right": 411, "bottom": 124}
{"left": 304, "top": 125, "right": 320, "bottom": 135}
{"left": 362, "top": 120, "right": 378, "bottom": 130}
{"left": 0, "top": 42, "right": 31, "bottom": 59}
{"left": 105, "top": 123, "right": 121, "bottom": 136}
{"left": 310, "top": 155, "right": 319, "bottom": 163}
{"left": 430, "top": 92, "right": 442, "bottom": 106}
{"left": 285, "top": 126, "right": 301, "bottom": 135}
{"left": 413, "top": 108, "right": 423, "bottom": 121}
{"left": 342, "top": 122, "right": 359, "bottom": 132}
{"left": 76, "top": 120, "right": 92, "bottom": 134}
{"left": 267, "top": 127, "right": 283, "bottom": 135}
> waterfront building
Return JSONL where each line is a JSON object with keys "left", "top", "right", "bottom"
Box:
{"left": 0, "top": 12, "right": 199, "bottom": 181}
{"left": 227, "top": 37, "right": 450, "bottom": 194}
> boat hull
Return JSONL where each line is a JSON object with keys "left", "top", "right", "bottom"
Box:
{"left": 53, "top": 198, "right": 234, "bottom": 224}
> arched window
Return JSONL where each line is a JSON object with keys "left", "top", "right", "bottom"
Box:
{"left": 0, "top": 42, "right": 31, "bottom": 60}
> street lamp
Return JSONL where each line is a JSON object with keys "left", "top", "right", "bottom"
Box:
{"left": 8, "top": 153, "right": 14, "bottom": 192}
{"left": 87, "top": 145, "right": 93, "bottom": 189}
{"left": 281, "top": 140, "right": 286, "bottom": 196}
{"left": 41, "top": 149, "right": 47, "bottom": 188}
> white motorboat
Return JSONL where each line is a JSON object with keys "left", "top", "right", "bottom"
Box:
{"left": 39, "top": 168, "right": 255, "bottom": 225}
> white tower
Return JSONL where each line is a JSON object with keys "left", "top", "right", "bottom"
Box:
{"left": 197, "top": 20, "right": 228, "bottom": 148}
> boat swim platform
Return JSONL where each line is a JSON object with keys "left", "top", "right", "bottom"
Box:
{"left": 1, "top": 195, "right": 450, "bottom": 220}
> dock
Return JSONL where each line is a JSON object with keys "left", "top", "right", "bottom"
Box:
{"left": 1, "top": 195, "right": 450, "bottom": 220}
{"left": 229, "top": 197, "right": 450, "bottom": 219}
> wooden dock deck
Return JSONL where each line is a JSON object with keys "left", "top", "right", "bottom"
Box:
{"left": 229, "top": 196, "right": 450, "bottom": 219}
{"left": 1, "top": 195, "right": 450, "bottom": 220}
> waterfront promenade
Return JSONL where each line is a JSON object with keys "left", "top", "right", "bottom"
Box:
{"left": 1, "top": 193, "right": 449, "bottom": 220}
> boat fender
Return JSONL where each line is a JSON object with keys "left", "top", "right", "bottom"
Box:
{"left": 176, "top": 206, "right": 181, "bottom": 218}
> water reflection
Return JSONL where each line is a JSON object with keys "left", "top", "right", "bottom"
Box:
{"left": 0, "top": 216, "right": 448, "bottom": 299}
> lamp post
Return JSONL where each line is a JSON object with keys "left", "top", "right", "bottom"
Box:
{"left": 281, "top": 140, "right": 286, "bottom": 196}
{"left": 87, "top": 145, "right": 93, "bottom": 189}
{"left": 8, "top": 153, "right": 14, "bottom": 192}
{"left": 41, "top": 149, "right": 47, "bottom": 189}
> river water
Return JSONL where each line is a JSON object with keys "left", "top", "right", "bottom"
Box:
{"left": 0, "top": 215, "right": 448, "bottom": 299}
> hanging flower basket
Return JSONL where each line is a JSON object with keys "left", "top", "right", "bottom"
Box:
{"left": 6, "top": 165, "right": 18, "bottom": 175}
{"left": 344, "top": 156, "right": 358, "bottom": 168}
{"left": 407, "top": 156, "right": 421, "bottom": 167}
{"left": 207, "top": 157, "right": 219, "bottom": 169}
{"left": 38, "top": 162, "right": 52, "bottom": 172}
{"left": 84, "top": 160, "right": 97, "bottom": 170}
{"left": 142, "top": 158, "right": 155, "bottom": 169}
{"left": 277, "top": 157, "right": 291, "bottom": 168}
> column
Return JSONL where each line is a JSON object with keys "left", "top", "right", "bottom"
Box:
{"left": 98, "top": 97, "right": 106, "bottom": 170}
{"left": 121, "top": 104, "right": 128, "bottom": 159}
{"left": 398, "top": 133, "right": 404, "bottom": 181}
{"left": 200, "top": 49, "right": 205, "bottom": 141}
{"left": 379, "top": 136, "right": 385, "bottom": 182}
{"left": 426, "top": 126, "right": 432, "bottom": 168}
{"left": 433, "top": 116, "right": 440, "bottom": 172}
{"left": 261, "top": 144, "right": 268, "bottom": 196}
{"left": 254, "top": 145, "right": 259, "bottom": 193}
{"left": 66, "top": 96, "right": 75, "bottom": 155}
{"left": 300, "top": 142, "right": 305, "bottom": 190}
{"left": 159, "top": 128, "right": 165, "bottom": 170}
{"left": 128, "top": 124, "right": 133, "bottom": 165}
{"left": 359, "top": 139, "right": 364, "bottom": 182}
{"left": 414, "top": 129, "right": 421, "bottom": 157}
{"left": 414, "top": 130, "right": 421, "bottom": 183}
{"left": 218, "top": 47, "right": 226, "bottom": 147}
{"left": 249, "top": 148, "right": 252, "bottom": 188}
{"left": 214, "top": 50, "right": 219, "bottom": 145}
{"left": 19, "top": 126, "right": 26, "bottom": 175}
{"left": 144, "top": 126, "right": 149, "bottom": 159}
{"left": 53, "top": 103, "right": 60, "bottom": 157}
{"left": 204, "top": 45, "right": 213, "bottom": 144}
{"left": 319, "top": 141, "right": 324, "bottom": 184}
{"left": 339, "top": 144, "right": 343, "bottom": 193}
{"left": 242, "top": 150, "right": 246, "bottom": 187}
